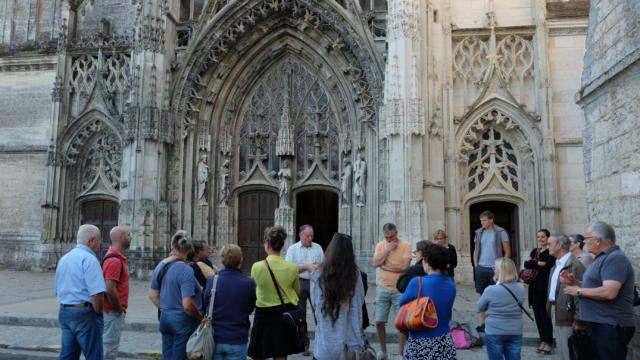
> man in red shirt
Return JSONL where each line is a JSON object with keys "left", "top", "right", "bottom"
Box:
{"left": 102, "top": 226, "right": 131, "bottom": 359}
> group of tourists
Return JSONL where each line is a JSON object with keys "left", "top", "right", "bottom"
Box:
{"left": 472, "top": 211, "right": 636, "bottom": 360}
{"left": 53, "top": 212, "right": 635, "bottom": 360}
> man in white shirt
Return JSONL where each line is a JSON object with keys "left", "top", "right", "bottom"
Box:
{"left": 548, "top": 233, "right": 585, "bottom": 360}
{"left": 285, "top": 224, "right": 324, "bottom": 356}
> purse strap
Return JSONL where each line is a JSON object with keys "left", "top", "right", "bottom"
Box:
{"left": 264, "top": 259, "right": 286, "bottom": 306}
{"left": 417, "top": 276, "right": 423, "bottom": 298}
{"left": 499, "top": 283, "right": 534, "bottom": 321}
{"left": 206, "top": 275, "right": 218, "bottom": 320}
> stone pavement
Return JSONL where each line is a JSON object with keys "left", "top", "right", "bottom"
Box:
{"left": 0, "top": 270, "right": 550, "bottom": 359}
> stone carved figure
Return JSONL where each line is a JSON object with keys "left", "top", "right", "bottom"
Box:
{"left": 219, "top": 159, "right": 230, "bottom": 206}
{"left": 354, "top": 153, "right": 367, "bottom": 206}
{"left": 278, "top": 159, "right": 292, "bottom": 208}
{"left": 197, "top": 154, "right": 209, "bottom": 205}
{"left": 341, "top": 159, "right": 353, "bottom": 205}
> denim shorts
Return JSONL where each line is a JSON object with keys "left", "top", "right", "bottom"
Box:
{"left": 374, "top": 285, "right": 402, "bottom": 323}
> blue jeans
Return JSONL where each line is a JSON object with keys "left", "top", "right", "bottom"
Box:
{"left": 159, "top": 311, "right": 200, "bottom": 360}
{"left": 588, "top": 323, "right": 635, "bottom": 360}
{"left": 485, "top": 334, "right": 522, "bottom": 360}
{"left": 59, "top": 305, "right": 104, "bottom": 360}
{"left": 213, "top": 343, "right": 248, "bottom": 360}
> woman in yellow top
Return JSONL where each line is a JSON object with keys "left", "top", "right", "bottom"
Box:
{"left": 248, "top": 226, "right": 302, "bottom": 360}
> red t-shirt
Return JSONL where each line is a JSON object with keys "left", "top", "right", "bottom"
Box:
{"left": 102, "top": 247, "right": 129, "bottom": 312}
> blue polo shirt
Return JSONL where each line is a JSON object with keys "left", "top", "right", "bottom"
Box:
{"left": 204, "top": 268, "right": 256, "bottom": 345}
{"left": 55, "top": 244, "right": 106, "bottom": 305}
{"left": 150, "top": 261, "right": 202, "bottom": 315}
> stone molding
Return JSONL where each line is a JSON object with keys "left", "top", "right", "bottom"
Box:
{"left": 0, "top": 56, "right": 57, "bottom": 72}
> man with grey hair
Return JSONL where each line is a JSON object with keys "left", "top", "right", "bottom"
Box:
{"left": 285, "top": 224, "right": 324, "bottom": 356}
{"left": 55, "top": 224, "right": 107, "bottom": 360}
{"left": 561, "top": 221, "right": 636, "bottom": 359}
{"left": 547, "top": 232, "right": 585, "bottom": 360}
{"left": 372, "top": 223, "right": 411, "bottom": 359}
{"left": 102, "top": 226, "right": 132, "bottom": 359}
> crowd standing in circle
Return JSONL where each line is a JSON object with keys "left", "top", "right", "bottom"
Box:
{"left": 53, "top": 216, "right": 636, "bottom": 360}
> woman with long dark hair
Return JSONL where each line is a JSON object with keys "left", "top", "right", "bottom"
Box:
{"left": 310, "top": 233, "right": 365, "bottom": 360}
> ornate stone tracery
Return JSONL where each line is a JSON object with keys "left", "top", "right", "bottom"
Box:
{"left": 80, "top": 133, "right": 122, "bottom": 196}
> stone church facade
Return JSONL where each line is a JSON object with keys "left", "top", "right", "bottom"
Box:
{"left": 0, "top": 0, "right": 591, "bottom": 280}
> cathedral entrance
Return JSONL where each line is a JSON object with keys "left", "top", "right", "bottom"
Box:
{"left": 469, "top": 201, "right": 520, "bottom": 267}
{"left": 237, "top": 190, "right": 277, "bottom": 274}
{"left": 295, "top": 190, "right": 339, "bottom": 250}
{"left": 81, "top": 199, "right": 118, "bottom": 257}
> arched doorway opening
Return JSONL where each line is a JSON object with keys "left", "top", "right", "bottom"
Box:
{"left": 237, "top": 190, "right": 278, "bottom": 274}
{"left": 295, "top": 190, "right": 338, "bottom": 250}
{"left": 81, "top": 199, "right": 119, "bottom": 257}
{"left": 469, "top": 201, "right": 520, "bottom": 267}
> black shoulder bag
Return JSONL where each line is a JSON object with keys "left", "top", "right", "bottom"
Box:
{"left": 264, "top": 259, "right": 307, "bottom": 352}
{"left": 499, "top": 283, "right": 534, "bottom": 321}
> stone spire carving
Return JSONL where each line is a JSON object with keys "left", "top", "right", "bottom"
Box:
{"left": 380, "top": 0, "right": 426, "bottom": 243}
{"left": 276, "top": 71, "right": 294, "bottom": 157}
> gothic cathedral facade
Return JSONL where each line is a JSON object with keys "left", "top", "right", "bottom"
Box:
{"left": 0, "top": 0, "right": 590, "bottom": 280}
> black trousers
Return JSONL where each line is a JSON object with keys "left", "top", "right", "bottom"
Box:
{"left": 531, "top": 296, "right": 553, "bottom": 344}
{"left": 298, "top": 278, "right": 312, "bottom": 345}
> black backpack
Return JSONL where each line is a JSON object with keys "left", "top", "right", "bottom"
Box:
{"left": 155, "top": 259, "right": 183, "bottom": 318}
{"left": 101, "top": 253, "right": 125, "bottom": 278}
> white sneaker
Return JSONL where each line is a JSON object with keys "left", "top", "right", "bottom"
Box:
{"left": 376, "top": 351, "right": 388, "bottom": 360}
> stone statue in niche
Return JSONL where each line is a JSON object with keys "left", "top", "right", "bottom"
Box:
{"left": 340, "top": 159, "right": 353, "bottom": 205}
{"left": 354, "top": 152, "right": 367, "bottom": 206}
{"left": 219, "top": 159, "right": 230, "bottom": 206}
{"left": 278, "top": 159, "right": 292, "bottom": 208}
{"left": 197, "top": 154, "right": 209, "bottom": 205}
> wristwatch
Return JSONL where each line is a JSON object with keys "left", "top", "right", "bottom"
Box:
{"left": 576, "top": 288, "right": 582, "bottom": 297}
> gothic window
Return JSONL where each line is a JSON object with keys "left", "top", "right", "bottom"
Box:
{"left": 238, "top": 58, "right": 340, "bottom": 181}
{"left": 467, "top": 128, "right": 519, "bottom": 192}
{"left": 69, "top": 53, "right": 130, "bottom": 117}
{"left": 80, "top": 133, "right": 122, "bottom": 195}
{"left": 294, "top": 81, "right": 340, "bottom": 180}
{"left": 238, "top": 84, "right": 280, "bottom": 177}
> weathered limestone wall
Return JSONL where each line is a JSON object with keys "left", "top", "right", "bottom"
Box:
{"left": 577, "top": 0, "right": 640, "bottom": 356}
{"left": 0, "top": 67, "right": 53, "bottom": 269}
{"left": 548, "top": 25, "right": 588, "bottom": 235}
{"left": 0, "top": 0, "right": 61, "bottom": 46}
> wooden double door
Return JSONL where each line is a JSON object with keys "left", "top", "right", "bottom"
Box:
{"left": 236, "top": 189, "right": 338, "bottom": 273}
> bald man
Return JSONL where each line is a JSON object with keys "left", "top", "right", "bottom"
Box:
{"left": 55, "top": 224, "right": 106, "bottom": 360}
{"left": 102, "top": 226, "right": 131, "bottom": 359}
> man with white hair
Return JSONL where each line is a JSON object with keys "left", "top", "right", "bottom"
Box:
{"left": 547, "top": 232, "right": 585, "bottom": 360}
{"left": 102, "top": 226, "right": 131, "bottom": 359}
{"left": 561, "top": 221, "right": 636, "bottom": 359}
{"left": 55, "top": 224, "right": 107, "bottom": 360}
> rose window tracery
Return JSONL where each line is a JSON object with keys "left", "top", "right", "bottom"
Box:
{"left": 467, "top": 128, "right": 519, "bottom": 192}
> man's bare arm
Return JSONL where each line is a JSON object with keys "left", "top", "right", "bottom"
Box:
{"left": 564, "top": 280, "right": 622, "bottom": 301}
{"left": 105, "top": 279, "right": 123, "bottom": 314}
{"left": 148, "top": 289, "right": 160, "bottom": 309}
{"left": 91, "top": 293, "right": 104, "bottom": 315}
{"left": 502, "top": 242, "right": 512, "bottom": 259}
{"left": 182, "top": 297, "right": 203, "bottom": 320}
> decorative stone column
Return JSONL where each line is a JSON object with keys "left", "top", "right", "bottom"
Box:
{"left": 275, "top": 72, "right": 295, "bottom": 250}
{"left": 118, "top": 0, "right": 173, "bottom": 276}
{"left": 380, "top": 0, "right": 427, "bottom": 244}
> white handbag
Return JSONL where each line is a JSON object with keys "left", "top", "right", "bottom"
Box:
{"left": 186, "top": 275, "right": 218, "bottom": 360}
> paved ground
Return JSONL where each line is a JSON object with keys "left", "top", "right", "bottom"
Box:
{"left": 0, "top": 270, "right": 550, "bottom": 359}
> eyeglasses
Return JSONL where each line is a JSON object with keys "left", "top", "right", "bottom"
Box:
{"left": 583, "top": 236, "right": 599, "bottom": 241}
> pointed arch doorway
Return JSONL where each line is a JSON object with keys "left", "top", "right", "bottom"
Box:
{"left": 295, "top": 190, "right": 338, "bottom": 251}
{"left": 469, "top": 201, "right": 520, "bottom": 267}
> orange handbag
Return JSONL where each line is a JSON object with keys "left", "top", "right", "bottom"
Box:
{"left": 394, "top": 276, "right": 438, "bottom": 331}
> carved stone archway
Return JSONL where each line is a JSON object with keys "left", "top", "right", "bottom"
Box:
{"left": 169, "top": 0, "right": 383, "bottom": 254}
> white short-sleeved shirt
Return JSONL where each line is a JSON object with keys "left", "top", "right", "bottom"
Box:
{"left": 285, "top": 241, "right": 324, "bottom": 280}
